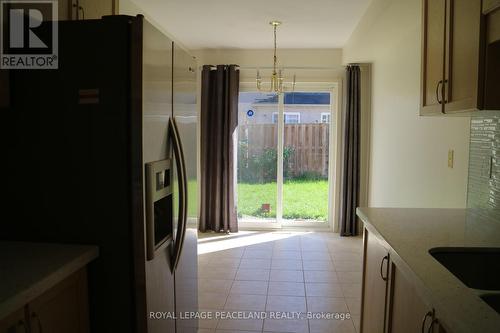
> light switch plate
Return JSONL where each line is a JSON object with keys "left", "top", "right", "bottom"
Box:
{"left": 448, "top": 149, "right": 454, "bottom": 168}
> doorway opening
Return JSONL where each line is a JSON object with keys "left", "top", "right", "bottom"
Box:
{"left": 236, "top": 83, "right": 340, "bottom": 229}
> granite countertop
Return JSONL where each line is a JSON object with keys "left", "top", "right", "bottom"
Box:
{"left": 0, "top": 242, "right": 99, "bottom": 320}
{"left": 356, "top": 208, "right": 500, "bottom": 333}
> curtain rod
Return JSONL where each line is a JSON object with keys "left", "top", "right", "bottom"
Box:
{"left": 200, "top": 65, "right": 344, "bottom": 71}
{"left": 203, "top": 65, "right": 239, "bottom": 71}
{"left": 238, "top": 66, "right": 344, "bottom": 70}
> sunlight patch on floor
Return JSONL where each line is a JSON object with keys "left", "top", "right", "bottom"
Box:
{"left": 198, "top": 231, "right": 313, "bottom": 255}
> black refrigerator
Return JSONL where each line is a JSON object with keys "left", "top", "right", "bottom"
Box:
{"left": 0, "top": 15, "right": 198, "bottom": 333}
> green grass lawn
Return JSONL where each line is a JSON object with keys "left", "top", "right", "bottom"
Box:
{"left": 173, "top": 180, "right": 198, "bottom": 218}
{"left": 187, "top": 180, "right": 198, "bottom": 218}
{"left": 237, "top": 179, "right": 329, "bottom": 221}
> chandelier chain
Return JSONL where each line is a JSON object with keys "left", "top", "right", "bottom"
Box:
{"left": 273, "top": 24, "right": 277, "bottom": 74}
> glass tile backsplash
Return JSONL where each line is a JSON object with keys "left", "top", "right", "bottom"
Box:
{"left": 468, "top": 111, "right": 500, "bottom": 209}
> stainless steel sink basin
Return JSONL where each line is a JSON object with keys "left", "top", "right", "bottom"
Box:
{"left": 429, "top": 247, "right": 500, "bottom": 290}
{"left": 480, "top": 294, "right": 500, "bottom": 314}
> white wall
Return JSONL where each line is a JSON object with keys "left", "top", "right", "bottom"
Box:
{"left": 343, "top": 0, "right": 470, "bottom": 208}
{"left": 192, "top": 49, "right": 344, "bottom": 82}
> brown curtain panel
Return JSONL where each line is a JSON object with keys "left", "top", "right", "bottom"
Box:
{"left": 340, "top": 65, "right": 361, "bottom": 236}
{"left": 199, "top": 65, "right": 240, "bottom": 233}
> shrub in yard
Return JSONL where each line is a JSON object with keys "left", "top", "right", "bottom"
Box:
{"left": 283, "top": 146, "right": 295, "bottom": 179}
{"left": 238, "top": 143, "right": 295, "bottom": 183}
{"left": 294, "top": 171, "right": 327, "bottom": 181}
{"left": 259, "top": 148, "right": 278, "bottom": 182}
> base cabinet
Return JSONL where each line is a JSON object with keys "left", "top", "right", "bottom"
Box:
{"left": 0, "top": 269, "right": 89, "bottom": 333}
{"left": 387, "top": 263, "right": 434, "bottom": 333}
{"left": 28, "top": 269, "right": 89, "bottom": 333}
{"left": 361, "top": 226, "right": 452, "bottom": 333}
{"left": 0, "top": 309, "right": 28, "bottom": 333}
{"left": 360, "top": 228, "right": 390, "bottom": 333}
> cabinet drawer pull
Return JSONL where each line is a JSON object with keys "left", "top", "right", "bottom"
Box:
{"left": 421, "top": 310, "right": 433, "bottom": 333}
{"left": 442, "top": 79, "right": 448, "bottom": 106}
{"left": 72, "top": 3, "right": 85, "bottom": 20}
{"left": 17, "top": 319, "right": 27, "bottom": 333}
{"left": 436, "top": 80, "right": 443, "bottom": 104}
{"left": 379, "top": 255, "right": 389, "bottom": 281}
{"left": 31, "top": 312, "right": 43, "bottom": 333}
{"left": 427, "top": 318, "right": 439, "bottom": 333}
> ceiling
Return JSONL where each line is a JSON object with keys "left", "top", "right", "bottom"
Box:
{"left": 130, "top": 0, "right": 372, "bottom": 49}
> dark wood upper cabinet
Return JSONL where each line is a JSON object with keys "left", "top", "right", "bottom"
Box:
{"left": 421, "top": 0, "right": 500, "bottom": 115}
{"left": 443, "top": 0, "right": 482, "bottom": 113}
{"left": 60, "top": 0, "right": 116, "bottom": 20}
{"left": 421, "top": 0, "right": 447, "bottom": 115}
{"left": 483, "top": 5, "right": 500, "bottom": 109}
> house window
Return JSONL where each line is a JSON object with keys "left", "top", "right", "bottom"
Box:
{"left": 321, "top": 112, "right": 330, "bottom": 123}
{"left": 272, "top": 112, "right": 301, "bottom": 124}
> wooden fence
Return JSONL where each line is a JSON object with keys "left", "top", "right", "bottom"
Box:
{"left": 238, "top": 123, "right": 330, "bottom": 178}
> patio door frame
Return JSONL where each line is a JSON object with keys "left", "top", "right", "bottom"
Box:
{"left": 237, "top": 81, "right": 342, "bottom": 231}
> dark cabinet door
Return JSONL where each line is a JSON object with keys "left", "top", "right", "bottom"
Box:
{"left": 361, "top": 228, "right": 390, "bottom": 333}
{"left": 28, "top": 270, "right": 89, "bottom": 333}
{"left": 443, "top": 0, "right": 482, "bottom": 113}
{"left": 421, "top": 0, "right": 447, "bottom": 115}
{"left": 387, "top": 263, "right": 433, "bottom": 333}
{"left": 0, "top": 308, "right": 28, "bottom": 333}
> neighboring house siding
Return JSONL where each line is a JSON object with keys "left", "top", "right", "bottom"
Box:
{"left": 239, "top": 104, "right": 334, "bottom": 125}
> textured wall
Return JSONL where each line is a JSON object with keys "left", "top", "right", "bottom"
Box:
{"left": 468, "top": 112, "right": 500, "bottom": 208}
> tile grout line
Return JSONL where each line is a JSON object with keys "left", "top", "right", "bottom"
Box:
{"left": 330, "top": 241, "right": 358, "bottom": 333}
{"left": 215, "top": 246, "right": 242, "bottom": 331}
{"left": 261, "top": 241, "right": 277, "bottom": 333}
{"left": 300, "top": 238, "right": 311, "bottom": 333}
{"left": 332, "top": 247, "right": 350, "bottom": 333}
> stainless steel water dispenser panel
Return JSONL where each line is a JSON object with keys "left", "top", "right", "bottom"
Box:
{"left": 145, "top": 159, "right": 172, "bottom": 260}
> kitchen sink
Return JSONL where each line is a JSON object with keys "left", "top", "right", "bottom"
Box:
{"left": 480, "top": 294, "right": 500, "bottom": 315}
{"left": 429, "top": 247, "right": 500, "bottom": 290}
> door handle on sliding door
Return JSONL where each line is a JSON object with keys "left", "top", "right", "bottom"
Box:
{"left": 169, "top": 118, "right": 188, "bottom": 271}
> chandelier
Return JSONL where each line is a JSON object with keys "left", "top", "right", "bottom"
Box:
{"left": 256, "top": 21, "right": 296, "bottom": 94}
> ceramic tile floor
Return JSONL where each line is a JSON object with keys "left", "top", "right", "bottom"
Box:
{"left": 197, "top": 231, "right": 363, "bottom": 333}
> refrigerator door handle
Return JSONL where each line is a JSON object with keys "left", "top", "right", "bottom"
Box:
{"left": 169, "top": 118, "right": 188, "bottom": 271}
{"left": 178, "top": 123, "right": 189, "bottom": 267}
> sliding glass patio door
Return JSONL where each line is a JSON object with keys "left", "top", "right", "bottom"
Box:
{"left": 237, "top": 92, "right": 279, "bottom": 225}
{"left": 237, "top": 84, "right": 338, "bottom": 229}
